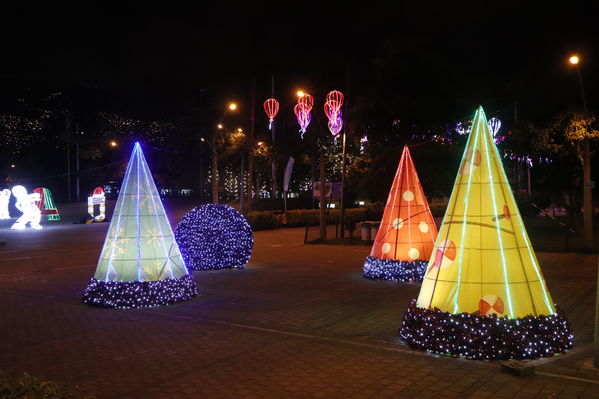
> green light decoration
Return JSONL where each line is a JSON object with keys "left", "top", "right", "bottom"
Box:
{"left": 82, "top": 142, "right": 198, "bottom": 308}
{"left": 400, "top": 107, "right": 572, "bottom": 360}
{"left": 33, "top": 188, "right": 60, "bottom": 221}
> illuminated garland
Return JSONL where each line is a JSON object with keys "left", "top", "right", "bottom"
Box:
{"left": 363, "top": 256, "right": 427, "bottom": 282}
{"left": 399, "top": 299, "right": 573, "bottom": 360}
{"left": 82, "top": 274, "right": 198, "bottom": 309}
{"left": 175, "top": 204, "right": 253, "bottom": 271}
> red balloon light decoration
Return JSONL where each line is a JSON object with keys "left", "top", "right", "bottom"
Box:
{"left": 263, "top": 98, "right": 279, "bottom": 130}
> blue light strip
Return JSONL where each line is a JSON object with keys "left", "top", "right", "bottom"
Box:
{"left": 141, "top": 145, "right": 191, "bottom": 276}
{"left": 103, "top": 143, "right": 135, "bottom": 282}
{"left": 139, "top": 145, "right": 175, "bottom": 279}
{"left": 135, "top": 143, "right": 142, "bottom": 281}
{"left": 481, "top": 110, "right": 514, "bottom": 318}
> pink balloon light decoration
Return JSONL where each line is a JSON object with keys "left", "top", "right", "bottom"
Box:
{"left": 324, "top": 90, "right": 344, "bottom": 136}
{"left": 327, "top": 113, "right": 343, "bottom": 136}
{"left": 326, "top": 90, "right": 344, "bottom": 109}
{"left": 263, "top": 98, "right": 279, "bottom": 130}
{"left": 294, "top": 103, "right": 311, "bottom": 138}
{"left": 298, "top": 93, "right": 314, "bottom": 111}
{"left": 324, "top": 100, "right": 341, "bottom": 121}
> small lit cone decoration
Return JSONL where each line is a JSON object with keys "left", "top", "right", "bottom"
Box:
{"left": 400, "top": 107, "right": 572, "bottom": 360}
{"left": 33, "top": 188, "right": 60, "bottom": 221}
{"left": 363, "top": 146, "right": 438, "bottom": 282}
{"left": 82, "top": 142, "right": 198, "bottom": 308}
{"left": 263, "top": 98, "right": 279, "bottom": 130}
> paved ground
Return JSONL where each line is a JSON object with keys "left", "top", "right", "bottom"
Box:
{"left": 1, "top": 220, "right": 599, "bottom": 398}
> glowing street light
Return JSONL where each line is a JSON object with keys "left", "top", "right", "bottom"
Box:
{"left": 209, "top": 102, "right": 240, "bottom": 204}
{"left": 569, "top": 55, "right": 579, "bottom": 65}
{"left": 297, "top": 90, "right": 305, "bottom": 98}
{"left": 237, "top": 128, "right": 243, "bottom": 133}
{"left": 110, "top": 140, "right": 117, "bottom": 147}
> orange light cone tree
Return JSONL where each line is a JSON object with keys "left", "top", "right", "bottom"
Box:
{"left": 399, "top": 107, "right": 572, "bottom": 360}
{"left": 363, "top": 146, "right": 438, "bottom": 282}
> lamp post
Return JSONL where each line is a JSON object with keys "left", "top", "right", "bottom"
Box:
{"left": 298, "top": 90, "right": 327, "bottom": 241}
{"left": 572, "top": 55, "right": 599, "bottom": 368}
{"left": 200, "top": 137, "right": 218, "bottom": 203}
{"left": 569, "top": 56, "right": 592, "bottom": 250}
{"left": 204, "top": 103, "right": 237, "bottom": 204}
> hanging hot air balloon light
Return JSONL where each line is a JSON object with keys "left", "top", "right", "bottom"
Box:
{"left": 327, "top": 109, "right": 343, "bottom": 136}
{"left": 294, "top": 103, "right": 312, "bottom": 138}
{"left": 297, "top": 93, "right": 314, "bottom": 111}
{"left": 324, "top": 90, "right": 344, "bottom": 136}
{"left": 326, "top": 90, "right": 344, "bottom": 108}
{"left": 263, "top": 98, "right": 279, "bottom": 130}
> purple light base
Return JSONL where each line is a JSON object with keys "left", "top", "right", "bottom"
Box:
{"left": 363, "top": 256, "right": 427, "bottom": 282}
{"left": 82, "top": 274, "right": 199, "bottom": 309}
{"left": 399, "top": 299, "right": 573, "bottom": 360}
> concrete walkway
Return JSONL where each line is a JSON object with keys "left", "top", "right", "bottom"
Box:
{"left": 0, "top": 223, "right": 598, "bottom": 398}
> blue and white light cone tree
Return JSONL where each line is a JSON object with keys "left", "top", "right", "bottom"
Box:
{"left": 82, "top": 142, "right": 199, "bottom": 308}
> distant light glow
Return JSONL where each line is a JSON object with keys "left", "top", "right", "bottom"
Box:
{"left": 488, "top": 117, "right": 501, "bottom": 137}
{"left": 11, "top": 185, "right": 42, "bottom": 230}
{"left": 360, "top": 135, "right": 368, "bottom": 154}
{"left": 110, "top": 141, "right": 117, "bottom": 147}
{"left": 455, "top": 121, "right": 471, "bottom": 135}
{"left": 88, "top": 187, "right": 106, "bottom": 222}
{"left": 229, "top": 103, "right": 237, "bottom": 110}
{"left": 569, "top": 55, "right": 579, "bottom": 65}
{"left": 0, "top": 189, "right": 10, "bottom": 219}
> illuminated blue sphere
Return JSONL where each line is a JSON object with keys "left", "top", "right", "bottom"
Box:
{"left": 175, "top": 204, "right": 253, "bottom": 271}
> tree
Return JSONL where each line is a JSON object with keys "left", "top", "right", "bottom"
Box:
{"left": 525, "top": 110, "right": 599, "bottom": 221}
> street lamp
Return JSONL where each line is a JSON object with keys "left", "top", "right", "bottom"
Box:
{"left": 110, "top": 140, "right": 117, "bottom": 148}
{"left": 203, "top": 103, "right": 238, "bottom": 204}
{"left": 568, "top": 55, "right": 591, "bottom": 250}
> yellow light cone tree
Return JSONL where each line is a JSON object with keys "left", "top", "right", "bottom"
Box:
{"left": 82, "top": 142, "right": 199, "bottom": 308}
{"left": 400, "top": 107, "right": 572, "bottom": 360}
{"left": 363, "top": 145, "right": 438, "bottom": 281}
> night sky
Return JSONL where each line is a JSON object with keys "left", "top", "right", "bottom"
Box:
{"left": 2, "top": 3, "right": 597, "bottom": 124}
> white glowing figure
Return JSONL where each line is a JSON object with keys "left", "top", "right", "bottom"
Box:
{"left": 0, "top": 189, "right": 11, "bottom": 219}
{"left": 88, "top": 187, "right": 106, "bottom": 222}
{"left": 11, "top": 185, "right": 42, "bottom": 230}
